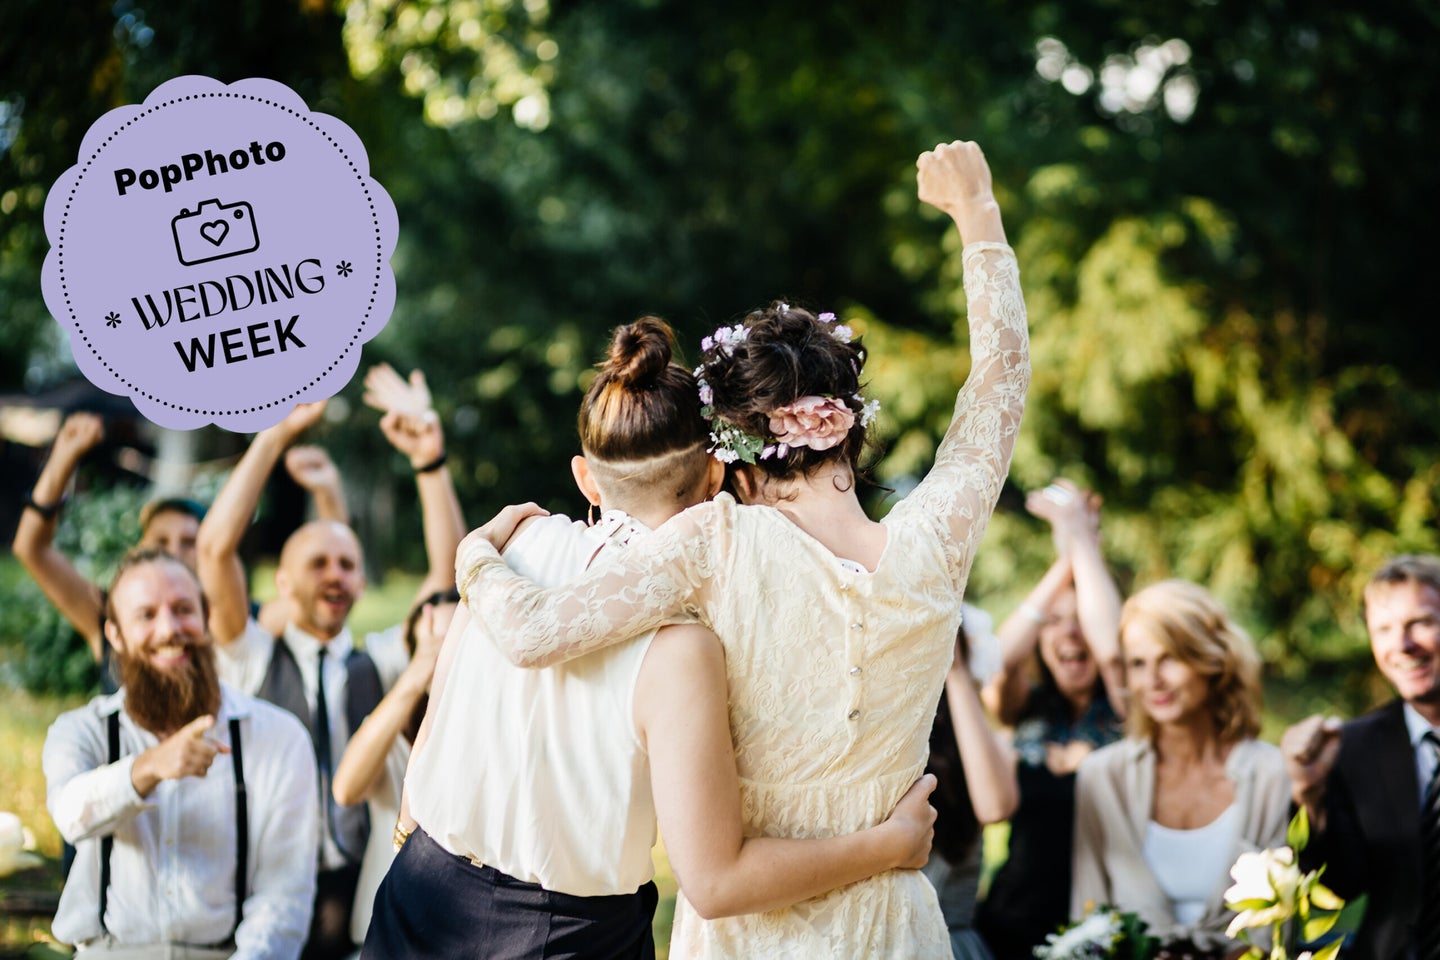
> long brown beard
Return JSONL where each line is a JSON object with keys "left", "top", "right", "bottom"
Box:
{"left": 118, "top": 642, "right": 222, "bottom": 735}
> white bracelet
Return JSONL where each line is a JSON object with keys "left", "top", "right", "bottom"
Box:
{"left": 1018, "top": 602, "right": 1046, "bottom": 625}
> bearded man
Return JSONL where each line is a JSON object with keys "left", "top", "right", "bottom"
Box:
{"left": 43, "top": 549, "right": 318, "bottom": 959}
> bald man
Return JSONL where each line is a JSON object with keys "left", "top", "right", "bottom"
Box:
{"left": 197, "top": 392, "right": 464, "bottom": 960}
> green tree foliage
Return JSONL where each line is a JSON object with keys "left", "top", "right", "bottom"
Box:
{"left": 3, "top": 1, "right": 1436, "bottom": 703}
{"left": 0, "top": 486, "right": 148, "bottom": 693}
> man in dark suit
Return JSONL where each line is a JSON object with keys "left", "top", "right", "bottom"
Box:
{"left": 1283, "top": 554, "right": 1440, "bottom": 960}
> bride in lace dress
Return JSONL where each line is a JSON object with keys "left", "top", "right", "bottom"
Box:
{"left": 457, "top": 140, "right": 1029, "bottom": 958}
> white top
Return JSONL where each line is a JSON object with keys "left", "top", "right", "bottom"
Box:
{"left": 216, "top": 618, "right": 405, "bottom": 870}
{"left": 409, "top": 510, "right": 659, "bottom": 896}
{"left": 43, "top": 683, "right": 318, "bottom": 959}
{"left": 1143, "top": 805, "right": 1242, "bottom": 925}
{"left": 459, "top": 243, "right": 1029, "bottom": 957}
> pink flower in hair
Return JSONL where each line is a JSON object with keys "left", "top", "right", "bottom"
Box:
{"left": 767, "top": 396, "right": 855, "bottom": 452}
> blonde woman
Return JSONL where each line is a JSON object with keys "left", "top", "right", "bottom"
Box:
{"left": 1071, "top": 580, "right": 1289, "bottom": 957}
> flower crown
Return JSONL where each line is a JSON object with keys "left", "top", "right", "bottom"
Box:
{"left": 695, "top": 306, "right": 881, "bottom": 465}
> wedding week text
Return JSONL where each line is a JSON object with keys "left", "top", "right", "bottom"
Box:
{"left": 130, "top": 259, "right": 322, "bottom": 372}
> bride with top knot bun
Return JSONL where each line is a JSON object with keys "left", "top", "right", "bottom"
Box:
{"left": 457, "top": 140, "right": 1031, "bottom": 957}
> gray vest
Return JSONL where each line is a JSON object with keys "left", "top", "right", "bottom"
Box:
{"left": 256, "top": 637, "right": 383, "bottom": 866}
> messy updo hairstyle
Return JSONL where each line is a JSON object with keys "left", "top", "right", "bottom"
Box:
{"left": 577, "top": 316, "right": 711, "bottom": 512}
{"left": 1119, "top": 580, "right": 1263, "bottom": 745}
{"left": 701, "top": 302, "right": 870, "bottom": 482}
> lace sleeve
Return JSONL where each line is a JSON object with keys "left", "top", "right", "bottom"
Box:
{"left": 903, "top": 242, "right": 1029, "bottom": 567}
{"left": 456, "top": 501, "right": 730, "bottom": 668}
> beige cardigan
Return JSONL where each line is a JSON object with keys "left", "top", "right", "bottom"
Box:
{"left": 1071, "top": 737, "right": 1291, "bottom": 952}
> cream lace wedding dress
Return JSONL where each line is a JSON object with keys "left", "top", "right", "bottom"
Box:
{"left": 458, "top": 242, "right": 1028, "bottom": 958}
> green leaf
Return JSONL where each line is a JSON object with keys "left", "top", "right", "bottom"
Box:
{"left": 1287, "top": 806, "right": 1310, "bottom": 853}
{"left": 1303, "top": 909, "right": 1340, "bottom": 941}
{"left": 1228, "top": 898, "right": 1278, "bottom": 912}
{"left": 1308, "top": 882, "right": 1344, "bottom": 912}
{"left": 1309, "top": 940, "right": 1344, "bottom": 960}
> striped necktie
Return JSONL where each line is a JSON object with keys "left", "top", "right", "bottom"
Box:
{"left": 1420, "top": 730, "right": 1440, "bottom": 960}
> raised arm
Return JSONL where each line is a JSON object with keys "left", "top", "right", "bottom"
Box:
{"left": 637, "top": 623, "right": 936, "bottom": 919}
{"left": 364, "top": 364, "right": 466, "bottom": 605}
{"left": 983, "top": 554, "right": 1073, "bottom": 725}
{"left": 284, "top": 445, "right": 350, "bottom": 526}
{"left": 944, "top": 639, "right": 1018, "bottom": 824}
{"left": 197, "top": 402, "right": 327, "bottom": 646}
{"left": 334, "top": 602, "right": 443, "bottom": 806}
{"left": 1012, "top": 481, "right": 1125, "bottom": 720}
{"left": 12, "top": 413, "right": 107, "bottom": 658}
{"left": 1039, "top": 483, "right": 1125, "bottom": 718}
{"left": 906, "top": 141, "right": 1031, "bottom": 558}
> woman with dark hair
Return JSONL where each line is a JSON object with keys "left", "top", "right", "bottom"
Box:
{"left": 974, "top": 480, "right": 1126, "bottom": 959}
{"left": 455, "top": 139, "right": 1029, "bottom": 955}
{"left": 1071, "top": 579, "right": 1288, "bottom": 957}
{"left": 924, "top": 615, "right": 1019, "bottom": 960}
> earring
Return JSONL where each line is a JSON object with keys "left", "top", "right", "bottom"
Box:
{"left": 588, "top": 502, "right": 598, "bottom": 526}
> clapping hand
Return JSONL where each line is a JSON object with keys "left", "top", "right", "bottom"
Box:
{"left": 284, "top": 445, "right": 341, "bottom": 493}
{"left": 1025, "top": 479, "right": 1101, "bottom": 555}
{"left": 363, "top": 363, "right": 434, "bottom": 420}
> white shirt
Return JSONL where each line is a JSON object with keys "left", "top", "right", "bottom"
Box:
{"left": 1403, "top": 702, "right": 1440, "bottom": 805}
{"left": 216, "top": 618, "right": 406, "bottom": 870}
{"left": 410, "top": 510, "right": 659, "bottom": 896}
{"left": 43, "top": 683, "right": 318, "bottom": 958}
{"left": 1142, "top": 804, "right": 1242, "bottom": 926}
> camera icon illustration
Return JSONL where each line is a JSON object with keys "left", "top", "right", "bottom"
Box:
{"left": 171, "top": 198, "right": 260, "bottom": 266}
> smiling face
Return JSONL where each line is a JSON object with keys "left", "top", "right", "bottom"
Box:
{"left": 1038, "top": 588, "right": 1100, "bottom": 704}
{"left": 138, "top": 509, "right": 201, "bottom": 571}
{"left": 1121, "top": 622, "right": 1212, "bottom": 731}
{"left": 105, "top": 554, "right": 220, "bottom": 733}
{"left": 276, "top": 521, "right": 365, "bottom": 641}
{"left": 1365, "top": 578, "right": 1440, "bottom": 717}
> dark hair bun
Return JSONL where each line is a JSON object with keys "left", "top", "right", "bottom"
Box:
{"left": 603, "top": 316, "right": 674, "bottom": 389}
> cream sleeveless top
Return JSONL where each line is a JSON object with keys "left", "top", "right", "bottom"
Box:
{"left": 408, "top": 511, "right": 658, "bottom": 896}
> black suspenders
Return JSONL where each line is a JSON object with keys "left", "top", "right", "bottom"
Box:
{"left": 98, "top": 712, "right": 249, "bottom": 943}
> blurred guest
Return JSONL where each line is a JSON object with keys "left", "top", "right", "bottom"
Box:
{"left": 197, "top": 367, "right": 465, "bottom": 960}
{"left": 1072, "top": 580, "right": 1289, "bottom": 957}
{"left": 923, "top": 612, "right": 1018, "bottom": 960}
{"left": 1283, "top": 554, "right": 1440, "bottom": 960}
{"left": 13, "top": 412, "right": 348, "bottom": 692}
{"left": 331, "top": 588, "right": 455, "bottom": 949}
{"left": 975, "top": 480, "right": 1125, "bottom": 959}
{"left": 43, "top": 549, "right": 316, "bottom": 958}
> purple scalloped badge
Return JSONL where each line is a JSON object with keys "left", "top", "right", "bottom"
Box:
{"left": 41, "top": 76, "right": 398, "bottom": 430}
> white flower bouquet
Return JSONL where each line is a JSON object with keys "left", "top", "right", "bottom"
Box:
{"left": 1223, "top": 808, "right": 1363, "bottom": 960}
{"left": 1035, "top": 905, "right": 1159, "bottom": 960}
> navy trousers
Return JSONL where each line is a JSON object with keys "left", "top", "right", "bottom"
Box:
{"left": 362, "top": 829, "right": 658, "bottom": 960}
